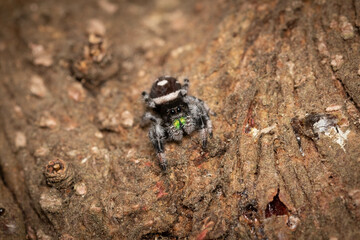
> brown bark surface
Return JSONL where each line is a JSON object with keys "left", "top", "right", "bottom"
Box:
{"left": 1, "top": 0, "right": 360, "bottom": 239}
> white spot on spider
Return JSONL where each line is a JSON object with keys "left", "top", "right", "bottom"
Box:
{"left": 153, "top": 90, "right": 181, "bottom": 104}
{"left": 157, "top": 80, "right": 168, "bottom": 86}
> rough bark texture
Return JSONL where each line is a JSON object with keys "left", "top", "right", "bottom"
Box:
{"left": 1, "top": 0, "right": 360, "bottom": 239}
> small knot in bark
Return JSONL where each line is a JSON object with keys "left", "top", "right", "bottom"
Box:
{"left": 44, "top": 158, "right": 75, "bottom": 189}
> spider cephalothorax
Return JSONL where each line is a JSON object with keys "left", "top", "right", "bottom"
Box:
{"left": 141, "top": 76, "right": 213, "bottom": 170}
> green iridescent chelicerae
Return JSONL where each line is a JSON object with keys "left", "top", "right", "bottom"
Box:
{"left": 173, "top": 117, "right": 186, "bottom": 130}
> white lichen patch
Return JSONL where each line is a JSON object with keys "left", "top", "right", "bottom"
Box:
{"left": 5, "top": 223, "right": 17, "bottom": 233}
{"left": 39, "top": 190, "right": 62, "bottom": 213}
{"left": 98, "top": 0, "right": 118, "bottom": 15}
{"left": 74, "top": 182, "right": 87, "bottom": 196}
{"left": 34, "top": 146, "right": 49, "bottom": 157}
{"left": 250, "top": 124, "right": 276, "bottom": 138}
{"left": 29, "top": 43, "right": 53, "bottom": 67}
{"left": 286, "top": 61, "right": 295, "bottom": 77}
{"left": 339, "top": 16, "right": 354, "bottom": 40}
{"left": 260, "top": 125, "right": 276, "bottom": 135}
{"left": 170, "top": 44, "right": 193, "bottom": 58}
{"left": 30, "top": 75, "right": 48, "bottom": 98}
{"left": 325, "top": 104, "right": 342, "bottom": 112}
{"left": 331, "top": 127, "right": 350, "bottom": 151}
{"left": 36, "top": 229, "right": 52, "bottom": 240}
{"left": 349, "top": 189, "right": 360, "bottom": 206}
{"left": 94, "top": 131, "right": 104, "bottom": 138}
{"left": 120, "top": 110, "right": 134, "bottom": 128}
{"left": 87, "top": 19, "right": 106, "bottom": 36}
{"left": 317, "top": 37, "right": 330, "bottom": 56}
{"left": 330, "top": 55, "right": 344, "bottom": 71}
{"left": 313, "top": 116, "right": 350, "bottom": 151}
{"left": 313, "top": 117, "right": 336, "bottom": 133}
{"left": 81, "top": 155, "right": 91, "bottom": 164}
{"left": 15, "top": 131, "right": 26, "bottom": 148}
{"left": 68, "top": 82, "right": 86, "bottom": 102}
{"left": 91, "top": 146, "right": 100, "bottom": 154}
{"left": 287, "top": 215, "right": 300, "bottom": 231}
{"left": 249, "top": 127, "right": 259, "bottom": 138}
{"left": 38, "top": 112, "right": 57, "bottom": 129}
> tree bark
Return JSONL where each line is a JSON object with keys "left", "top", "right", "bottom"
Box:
{"left": 1, "top": 0, "right": 360, "bottom": 239}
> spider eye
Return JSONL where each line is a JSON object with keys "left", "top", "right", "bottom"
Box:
{"left": 177, "top": 107, "right": 181, "bottom": 112}
{"left": 170, "top": 109, "right": 175, "bottom": 114}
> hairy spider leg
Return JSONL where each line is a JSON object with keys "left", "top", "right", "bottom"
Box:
{"left": 140, "top": 112, "right": 158, "bottom": 127}
{"left": 141, "top": 91, "right": 156, "bottom": 108}
{"left": 148, "top": 121, "right": 168, "bottom": 170}
{"left": 199, "top": 117, "right": 207, "bottom": 148}
{"left": 180, "top": 78, "right": 190, "bottom": 96}
{"left": 202, "top": 109, "right": 213, "bottom": 138}
{"left": 184, "top": 95, "right": 213, "bottom": 148}
{"left": 142, "top": 112, "right": 168, "bottom": 170}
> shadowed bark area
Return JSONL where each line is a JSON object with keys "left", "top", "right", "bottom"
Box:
{"left": 0, "top": 0, "right": 360, "bottom": 239}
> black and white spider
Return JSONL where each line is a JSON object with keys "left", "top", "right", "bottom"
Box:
{"left": 141, "top": 76, "right": 213, "bottom": 170}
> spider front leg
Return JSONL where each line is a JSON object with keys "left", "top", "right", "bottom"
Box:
{"left": 180, "top": 78, "right": 189, "bottom": 96}
{"left": 203, "top": 111, "right": 213, "bottom": 139}
{"left": 184, "top": 96, "right": 213, "bottom": 149}
{"left": 141, "top": 112, "right": 158, "bottom": 127}
{"left": 142, "top": 91, "right": 156, "bottom": 108}
{"left": 199, "top": 114, "right": 213, "bottom": 149}
{"left": 148, "top": 122, "right": 168, "bottom": 170}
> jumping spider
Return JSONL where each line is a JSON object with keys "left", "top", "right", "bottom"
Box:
{"left": 141, "top": 76, "right": 213, "bottom": 170}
